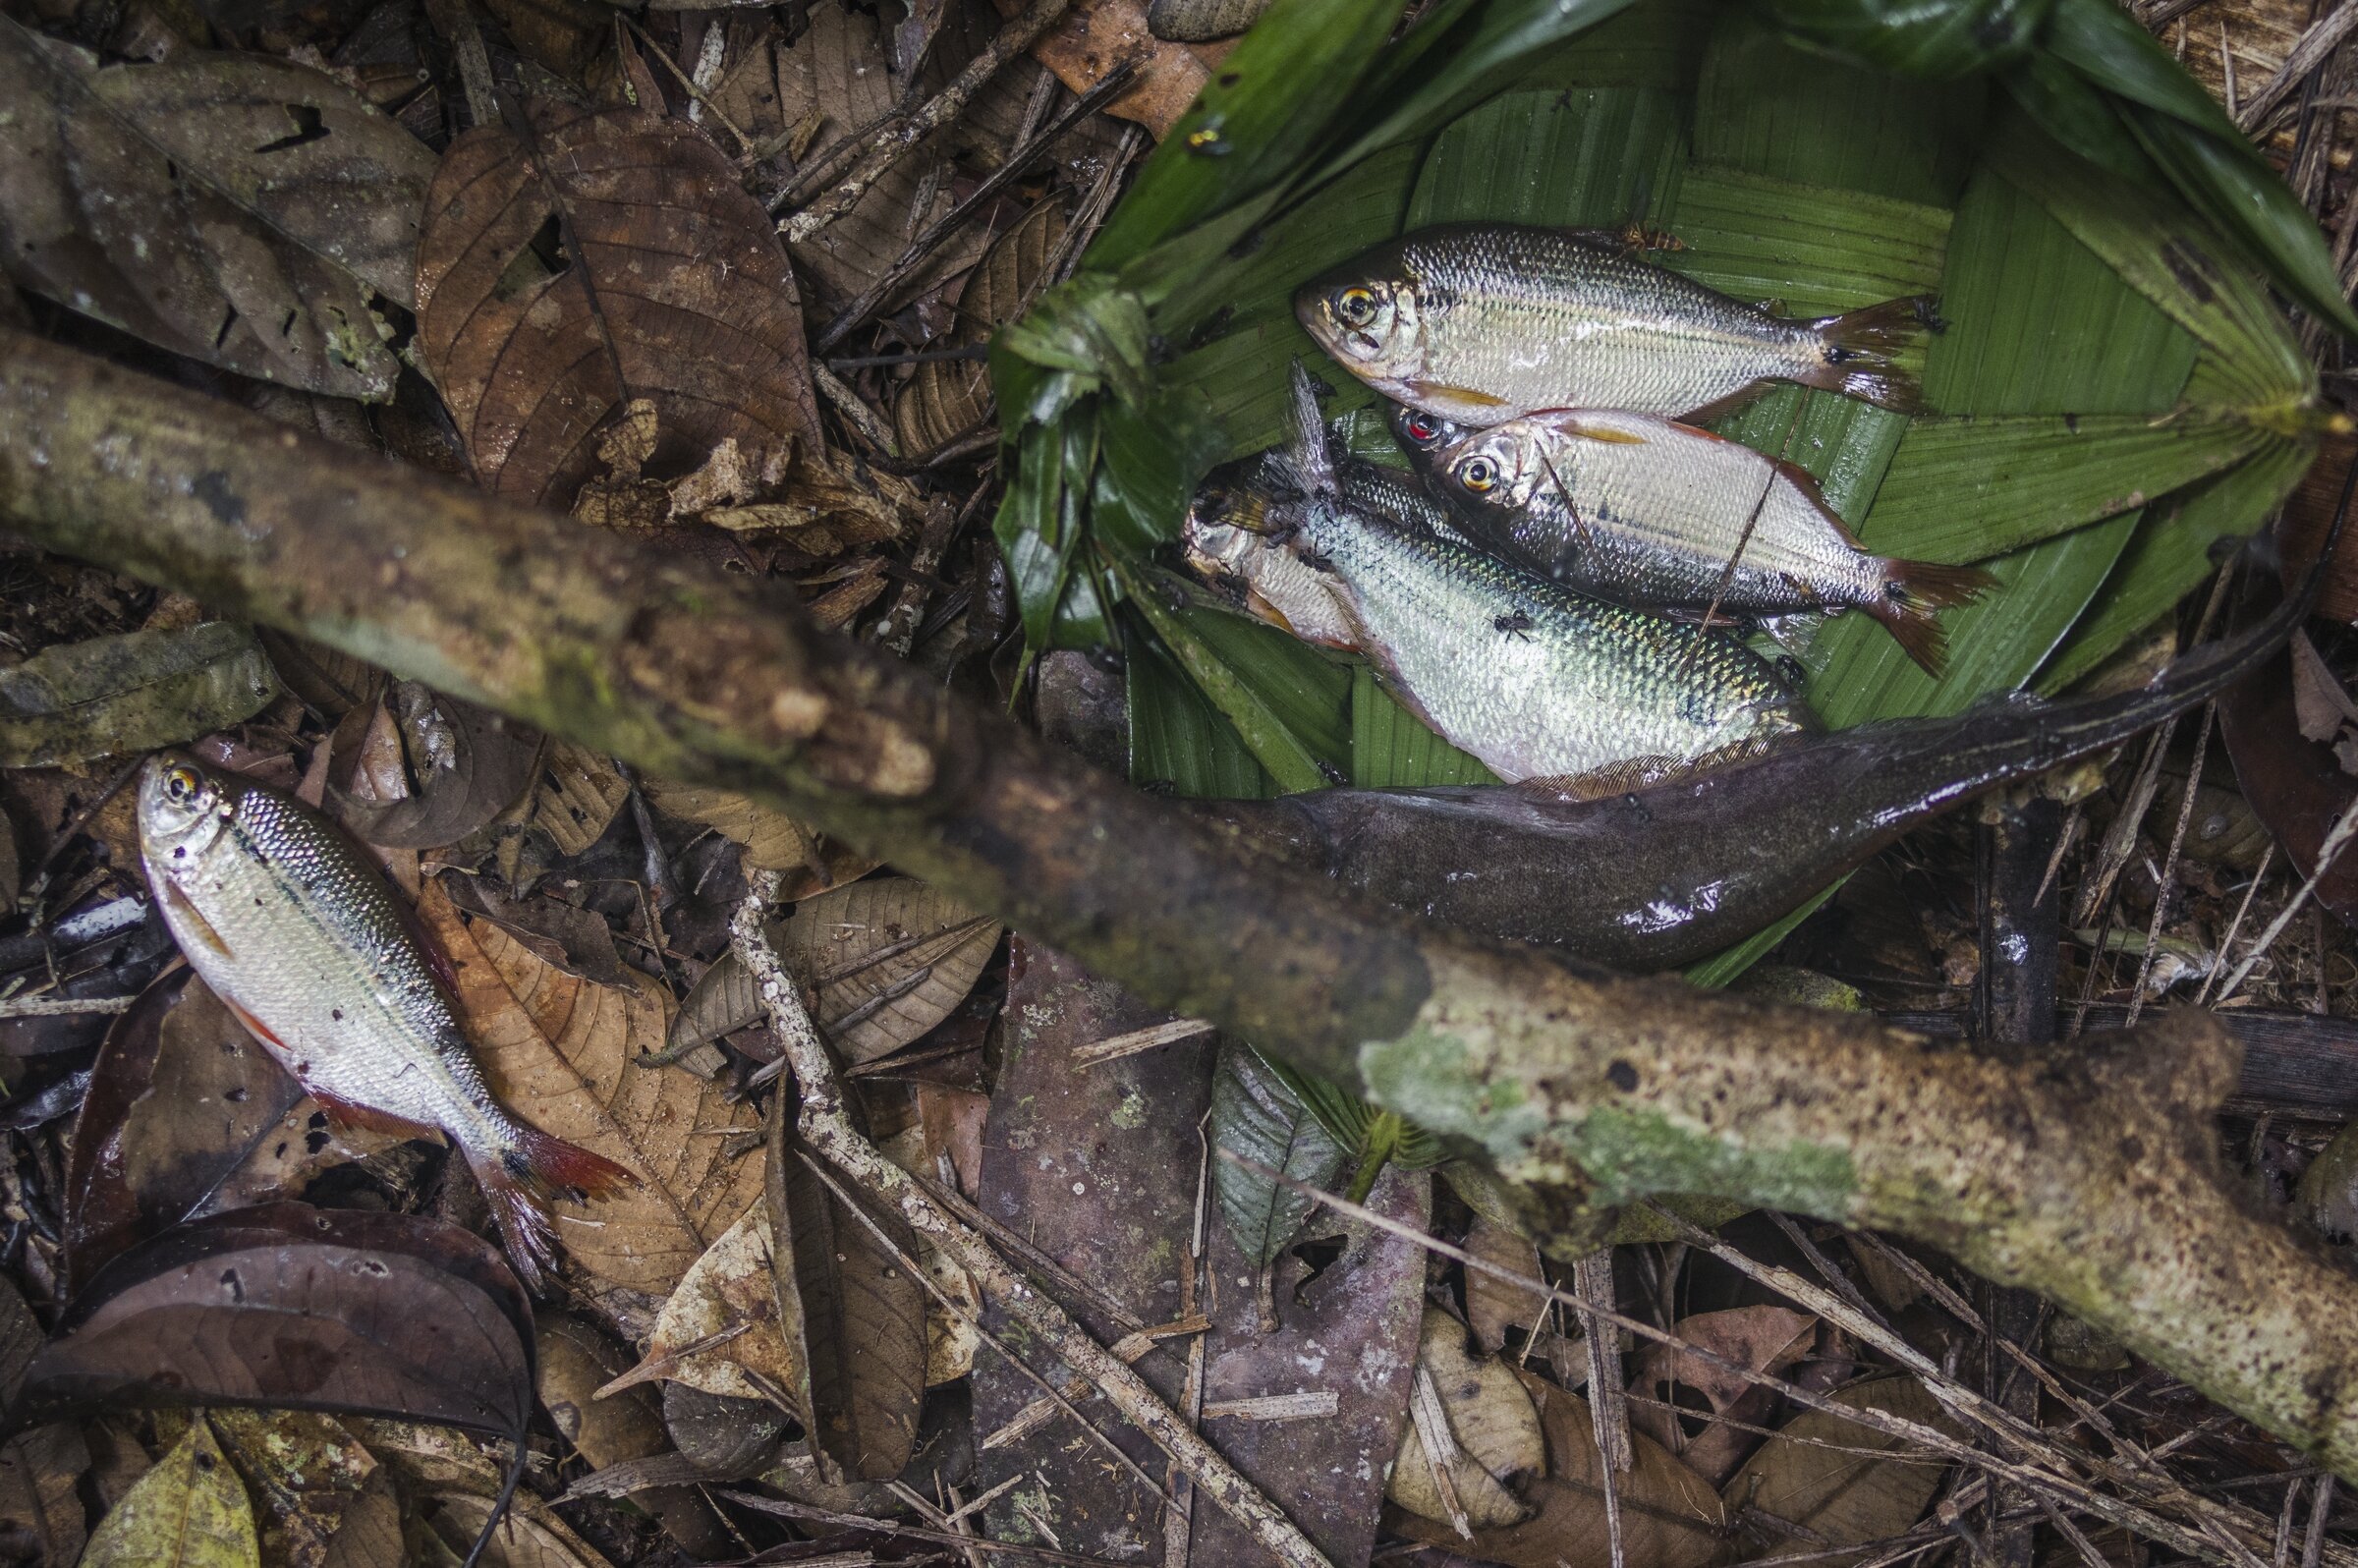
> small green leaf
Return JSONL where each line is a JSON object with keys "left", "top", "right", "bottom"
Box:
{"left": 1350, "top": 667, "right": 1496, "bottom": 787}
{"left": 1210, "top": 1038, "right": 1352, "bottom": 1265}
{"left": 82, "top": 1417, "right": 257, "bottom": 1568}
{"left": 1126, "top": 616, "right": 1277, "bottom": 798}
{"left": 1123, "top": 575, "right": 1333, "bottom": 793}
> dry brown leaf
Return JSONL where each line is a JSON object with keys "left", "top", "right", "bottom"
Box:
{"left": 778, "top": 2, "right": 984, "bottom": 308}
{"left": 208, "top": 1409, "right": 400, "bottom": 1568}
{"left": 415, "top": 98, "right": 822, "bottom": 508}
{"left": 643, "top": 779, "right": 878, "bottom": 892}
{"left": 336, "top": 682, "right": 541, "bottom": 851}
{"left": 2290, "top": 630, "right": 2358, "bottom": 745}
{"left": 1464, "top": 1211, "right": 1545, "bottom": 1355}
{"left": 805, "top": 558, "right": 891, "bottom": 631}
{"left": 0, "top": 24, "right": 428, "bottom": 398}
{"left": 428, "top": 1492, "right": 612, "bottom": 1568}
{"left": 1395, "top": 1366, "right": 1730, "bottom": 1568}
{"left": 667, "top": 876, "right": 1001, "bottom": 1064}
{"left": 1629, "top": 1306, "right": 1817, "bottom": 1488}
{"left": 420, "top": 881, "right": 764, "bottom": 1296}
{"left": 539, "top": 1316, "right": 667, "bottom": 1472}
{"left": 897, "top": 198, "right": 1069, "bottom": 456}
{"left": 0, "top": 1276, "right": 86, "bottom": 1567}
{"left": 1387, "top": 1312, "right": 1546, "bottom": 1531}
{"left": 531, "top": 742, "right": 632, "bottom": 860}
{"left": 996, "top": 0, "right": 1221, "bottom": 137}
{"left": 1722, "top": 1375, "right": 1962, "bottom": 1565}
{"left": 600, "top": 1199, "right": 802, "bottom": 1404}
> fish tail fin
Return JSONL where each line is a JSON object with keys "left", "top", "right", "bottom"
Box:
{"left": 1865, "top": 558, "right": 1997, "bottom": 676}
{"left": 1803, "top": 296, "right": 1942, "bottom": 414}
{"left": 469, "top": 1130, "right": 636, "bottom": 1293}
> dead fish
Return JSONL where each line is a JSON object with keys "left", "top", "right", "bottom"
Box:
{"left": 1434, "top": 410, "right": 1994, "bottom": 674}
{"left": 136, "top": 753, "right": 633, "bottom": 1291}
{"left": 1263, "top": 364, "right": 1810, "bottom": 789}
{"left": 1182, "top": 447, "right": 1471, "bottom": 648}
{"left": 1298, "top": 223, "right": 1937, "bottom": 425}
{"left": 1195, "top": 588, "right": 2302, "bottom": 968}
{"left": 1390, "top": 403, "right": 1468, "bottom": 456}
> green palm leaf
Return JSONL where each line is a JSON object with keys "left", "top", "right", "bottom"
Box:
{"left": 995, "top": 0, "right": 2334, "bottom": 988}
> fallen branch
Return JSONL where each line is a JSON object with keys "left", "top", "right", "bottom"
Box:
{"left": 729, "top": 870, "right": 1333, "bottom": 1568}
{"left": 6, "top": 330, "right": 2358, "bottom": 1477}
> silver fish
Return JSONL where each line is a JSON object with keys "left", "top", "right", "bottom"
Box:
{"left": 1264, "top": 367, "right": 1811, "bottom": 788}
{"left": 1298, "top": 224, "right": 1936, "bottom": 426}
{"left": 136, "top": 753, "right": 633, "bottom": 1290}
{"left": 1433, "top": 410, "right": 1993, "bottom": 674}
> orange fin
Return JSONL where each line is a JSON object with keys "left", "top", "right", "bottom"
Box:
{"left": 1411, "top": 381, "right": 1511, "bottom": 411}
{"left": 468, "top": 1130, "right": 638, "bottom": 1294}
{"left": 511, "top": 1126, "right": 638, "bottom": 1203}
{"left": 220, "top": 995, "right": 287, "bottom": 1053}
{"left": 309, "top": 1090, "right": 440, "bottom": 1144}
{"left": 160, "top": 881, "right": 235, "bottom": 958}
{"left": 1548, "top": 417, "right": 1651, "bottom": 446}
{"left": 1864, "top": 559, "right": 1999, "bottom": 677}
{"left": 1799, "top": 296, "right": 1941, "bottom": 415}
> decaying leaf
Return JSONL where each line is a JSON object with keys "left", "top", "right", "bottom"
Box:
{"left": 421, "top": 883, "right": 765, "bottom": 1296}
{"left": 208, "top": 1408, "right": 401, "bottom": 1568}
{"left": 1463, "top": 1210, "right": 1579, "bottom": 1378}
{"left": 1722, "top": 1375, "right": 1962, "bottom": 1565}
{"left": 0, "top": 1276, "right": 87, "bottom": 1568}
{"left": 12, "top": 1204, "right": 536, "bottom": 1443}
{"left": 666, "top": 876, "right": 1000, "bottom": 1065}
{"left": 0, "top": 22, "right": 431, "bottom": 397}
{"left": 644, "top": 780, "right": 876, "bottom": 892}
{"left": 771, "top": 1135, "right": 926, "bottom": 1482}
{"left": 1146, "top": 0, "right": 1267, "bottom": 42}
{"left": 1387, "top": 1312, "right": 1546, "bottom": 1532}
{"left": 0, "top": 622, "right": 277, "bottom": 767}
{"left": 81, "top": 1417, "right": 255, "bottom": 1568}
{"left": 334, "top": 683, "right": 541, "bottom": 850}
{"left": 1208, "top": 1036, "right": 1349, "bottom": 1268}
{"left": 601, "top": 1200, "right": 801, "bottom": 1404}
{"left": 425, "top": 1491, "right": 611, "bottom": 1568}
{"left": 897, "top": 199, "right": 1070, "bottom": 457}
{"left": 2221, "top": 638, "right": 2358, "bottom": 925}
{"left": 254, "top": 631, "right": 381, "bottom": 723}
{"left": 661, "top": 1383, "right": 786, "bottom": 1477}
{"left": 530, "top": 742, "right": 632, "bottom": 860}
{"left": 1629, "top": 1306, "right": 1817, "bottom": 1487}
{"left": 415, "top": 98, "right": 822, "bottom": 507}
{"left": 1396, "top": 1366, "right": 1729, "bottom": 1568}
{"left": 778, "top": 2, "right": 983, "bottom": 310}
{"left": 64, "top": 970, "right": 306, "bottom": 1292}
{"left": 540, "top": 1316, "right": 664, "bottom": 1471}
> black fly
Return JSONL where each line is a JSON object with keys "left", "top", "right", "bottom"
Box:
{"left": 1495, "top": 609, "right": 1535, "bottom": 641}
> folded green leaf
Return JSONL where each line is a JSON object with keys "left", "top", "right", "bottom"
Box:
{"left": 1210, "top": 1039, "right": 1352, "bottom": 1266}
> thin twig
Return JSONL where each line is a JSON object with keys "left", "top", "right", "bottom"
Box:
{"left": 730, "top": 871, "right": 1334, "bottom": 1568}
{"left": 781, "top": 0, "right": 1081, "bottom": 242}
{"left": 815, "top": 365, "right": 904, "bottom": 459}
{"left": 2125, "top": 698, "right": 2218, "bottom": 1024}
{"left": 2214, "top": 791, "right": 2358, "bottom": 1003}
{"left": 0, "top": 993, "right": 135, "bottom": 1018}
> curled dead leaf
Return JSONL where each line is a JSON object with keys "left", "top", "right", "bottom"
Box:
{"left": 1387, "top": 1311, "right": 1545, "bottom": 1532}
{"left": 415, "top": 98, "right": 822, "bottom": 507}
{"left": 1628, "top": 1306, "right": 1817, "bottom": 1487}
{"left": 600, "top": 1200, "right": 801, "bottom": 1405}
{"left": 1722, "top": 1375, "right": 1962, "bottom": 1565}
{"left": 334, "top": 684, "right": 540, "bottom": 850}
{"left": 897, "top": 199, "right": 1070, "bottom": 457}
{"left": 644, "top": 780, "right": 878, "bottom": 893}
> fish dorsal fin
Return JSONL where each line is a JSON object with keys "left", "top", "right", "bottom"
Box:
{"left": 1282, "top": 362, "right": 1337, "bottom": 494}
{"left": 1766, "top": 455, "right": 1870, "bottom": 547}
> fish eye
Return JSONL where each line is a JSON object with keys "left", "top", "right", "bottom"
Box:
{"left": 1404, "top": 413, "right": 1439, "bottom": 443}
{"left": 1456, "top": 455, "right": 1498, "bottom": 494}
{"left": 1334, "top": 286, "right": 1378, "bottom": 328}
{"left": 163, "top": 765, "right": 201, "bottom": 801}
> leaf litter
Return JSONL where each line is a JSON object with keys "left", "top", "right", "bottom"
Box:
{"left": 6, "top": 0, "right": 2358, "bottom": 1562}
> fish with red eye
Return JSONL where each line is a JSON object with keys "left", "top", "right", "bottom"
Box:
{"left": 135, "top": 753, "right": 635, "bottom": 1292}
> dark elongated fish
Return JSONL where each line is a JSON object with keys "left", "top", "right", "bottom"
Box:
{"left": 1197, "top": 592, "right": 2300, "bottom": 970}
{"left": 1298, "top": 224, "right": 1936, "bottom": 424}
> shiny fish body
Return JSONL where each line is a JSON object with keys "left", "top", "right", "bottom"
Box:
{"left": 1264, "top": 365, "right": 1809, "bottom": 785}
{"left": 1298, "top": 224, "right": 1929, "bottom": 425}
{"left": 1439, "top": 411, "right": 1886, "bottom": 612}
{"left": 136, "top": 754, "right": 627, "bottom": 1289}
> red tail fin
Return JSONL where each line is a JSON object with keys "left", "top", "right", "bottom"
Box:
{"left": 1802, "top": 296, "right": 1941, "bottom": 415}
{"left": 468, "top": 1131, "right": 636, "bottom": 1295}
{"left": 1864, "top": 558, "right": 1997, "bottom": 677}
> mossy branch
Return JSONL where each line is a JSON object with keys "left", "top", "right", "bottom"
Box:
{"left": 4, "top": 328, "right": 2357, "bottom": 1478}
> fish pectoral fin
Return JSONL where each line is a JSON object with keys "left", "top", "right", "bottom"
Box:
{"left": 220, "top": 995, "right": 287, "bottom": 1053}
{"left": 1548, "top": 417, "right": 1650, "bottom": 446}
{"left": 1412, "top": 382, "right": 1511, "bottom": 410}
{"left": 159, "top": 880, "right": 236, "bottom": 959}
{"left": 308, "top": 1089, "right": 442, "bottom": 1144}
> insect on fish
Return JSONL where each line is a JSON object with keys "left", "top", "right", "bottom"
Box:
{"left": 1434, "top": 410, "right": 1994, "bottom": 675}
{"left": 136, "top": 753, "right": 634, "bottom": 1290}
{"left": 1298, "top": 224, "right": 1937, "bottom": 426}
{"left": 1260, "top": 364, "right": 1811, "bottom": 790}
